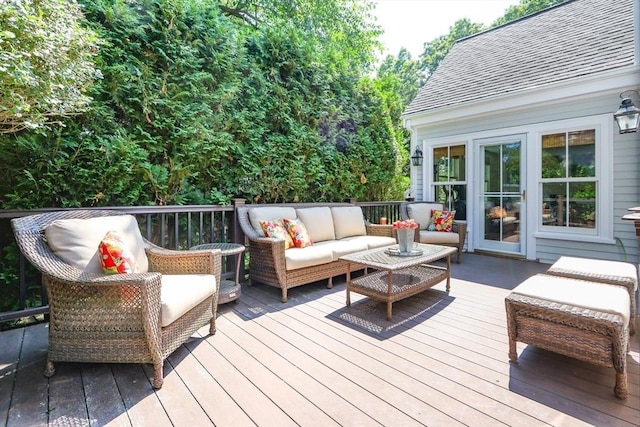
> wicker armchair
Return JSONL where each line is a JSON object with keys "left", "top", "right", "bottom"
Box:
{"left": 11, "top": 210, "right": 222, "bottom": 389}
{"left": 400, "top": 201, "right": 467, "bottom": 263}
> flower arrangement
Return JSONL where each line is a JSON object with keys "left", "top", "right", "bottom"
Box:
{"left": 392, "top": 219, "right": 418, "bottom": 229}
{"left": 489, "top": 206, "right": 508, "bottom": 219}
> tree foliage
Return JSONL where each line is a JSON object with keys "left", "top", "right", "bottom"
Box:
{"left": 0, "top": 0, "right": 406, "bottom": 209}
{"left": 0, "top": 0, "right": 100, "bottom": 133}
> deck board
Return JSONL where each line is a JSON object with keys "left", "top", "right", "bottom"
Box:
{"left": 1, "top": 254, "right": 639, "bottom": 427}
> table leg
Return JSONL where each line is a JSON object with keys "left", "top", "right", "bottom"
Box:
{"left": 346, "top": 263, "right": 351, "bottom": 307}
{"left": 234, "top": 252, "right": 242, "bottom": 286}
{"left": 446, "top": 254, "right": 451, "bottom": 292}
{"left": 387, "top": 271, "right": 393, "bottom": 320}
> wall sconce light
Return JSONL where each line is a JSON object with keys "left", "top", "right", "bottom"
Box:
{"left": 411, "top": 146, "right": 423, "bottom": 166}
{"left": 613, "top": 89, "right": 640, "bottom": 134}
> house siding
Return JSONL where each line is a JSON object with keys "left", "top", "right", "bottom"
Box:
{"left": 410, "top": 92, "right": 640, "bottom": 264}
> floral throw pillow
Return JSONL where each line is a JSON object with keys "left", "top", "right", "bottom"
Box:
{"left": 260, "top": 219, "right": 294, "bottom": 249}
{"left": 98, "top": 230, "right": 136, "bottom": 274}
{"left": 430, "top": 210, "right": 455, "bottom": 232}
{"left": 282, "top": 218, "right": 313, "bottom": 248}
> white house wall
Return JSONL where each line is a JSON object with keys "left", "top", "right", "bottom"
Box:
{"left": 409, "top": 91, "right": 640, "bottom": 264}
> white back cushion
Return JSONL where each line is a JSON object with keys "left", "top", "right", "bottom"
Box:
{"left": 407, "top": 203, "right": 444, "bottom": 230}
{"left": 296, "top": 207, "right": 335, "bottom": 242}
{"left": 331, "top": 206, "right": 366, "bottom": 239}
{"left": 45, "top": 215, "right": 149, "bottom": 274}
{"left": 248, "top": 207, "right": 297, "bottom": 235}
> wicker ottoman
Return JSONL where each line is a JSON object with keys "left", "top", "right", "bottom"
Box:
{"left": 505, "top": 274, "right": 631, "bottom": 399}
{"left": 546, "top": 256, "right": 637, "bottom": 335}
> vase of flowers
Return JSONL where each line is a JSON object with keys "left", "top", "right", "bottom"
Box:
{"left": 393, "top": 219, "right": 418, "bottom": 253}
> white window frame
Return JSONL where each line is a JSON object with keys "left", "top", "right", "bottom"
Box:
{"left": 532, "top": 114, "right": 613, "bottom": 243}
{"left": 431, "top": 144, "right": 468, "bottom": 219}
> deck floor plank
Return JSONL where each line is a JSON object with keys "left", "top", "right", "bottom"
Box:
{"left": 215, "top": 310, "right": 379, "bottom": 427}
{"left": 165, "top": 336, "right": 257, "bottom": 427}
{"left": 182, "top": 324, "right": 297, "bottom": 427}
{"left": 81, "top": 364, "right": 132, "bottom": 427}
{"left": 0, "top": 327, "right": 23, "bottom": 426}
{"left": 2, "top": 254, "right": 639, "bottom": 427}
{"left": 7, "top": 323, "right": 49, "bottom": 427}
{"left": 235, "top": 292, "right": 466, "bottom": 426}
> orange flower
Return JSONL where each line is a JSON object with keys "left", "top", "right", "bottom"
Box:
{"left": 392, "top": 219, "right": 418, "bottom": 229}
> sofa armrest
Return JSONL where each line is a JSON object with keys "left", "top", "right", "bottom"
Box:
{"left": 366, "top": 223, "right": 393, "bottom": 237}
{"left": 246, "top": 236, "right": 288, "bottom": 286}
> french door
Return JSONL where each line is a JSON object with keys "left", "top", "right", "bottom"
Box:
{"left": 478, "top": 136, "right": 525, "bottom": 255}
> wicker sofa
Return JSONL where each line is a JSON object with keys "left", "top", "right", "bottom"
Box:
{"left": 237, "top": 203, "right": 397, "bottom": 302}
{"left": 400, "top": 201, "right": 467, "bottom": 263}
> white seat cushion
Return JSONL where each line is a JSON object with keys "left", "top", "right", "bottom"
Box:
{"left": 512, "top": 274, "right": 630, "bottom": 326}
{"left": 284, "top": 245, "right": 333, "bottom": 270}
{"left": 161, "top": 274, "right": 216, "bottom": 327}
{"left": 342, "top": 235, "right": 396, "bottom": 250}
{"left": 331, "top": 206, "right": 367, "bottom": 239}
{"left": 45, "top": 215, "right": 148, "bottom": 274}
{"left": 418, "top": 230, "right": 459, "bottom": 245}
{"left": 315, "top": 239, "right": 368, "bottom": 259}
{"left": 296, "top": 207, "right": 335, "bottom": 243}
{"left": 549, "top": 256, "right": 638, "bottom": 292}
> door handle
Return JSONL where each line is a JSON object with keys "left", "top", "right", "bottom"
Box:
{"left": 522, "top": 190, "right": 526, "bottom": 202}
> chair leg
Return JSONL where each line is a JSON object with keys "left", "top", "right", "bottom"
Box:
{"left": 44, "top": 359, "right": 55, "bottom": 377}
{"left": 209, "top": 316, "right": 216, "bottom": 335}
{"left": 327, "top": 276, "right": 333, "bottom": 289}
{"left": 152, "top": 362, "right": 164, "bottom": 389}
{"left": 281, "top": 287, "right": 288, "bottom": 303}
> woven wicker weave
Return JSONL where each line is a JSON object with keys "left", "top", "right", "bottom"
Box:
{"left": 11, "top": 210, "right": 222, "bottom": 389}
{"left": 400, "top": 202, "right": 467, "bottom": 263}
{"left": 505, "top": 276, "right": 630, "bottom": 399}
{"left": 237, "top": 203, "right": 393, "bottom": 302}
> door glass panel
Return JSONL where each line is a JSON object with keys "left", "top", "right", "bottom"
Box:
{"left": 502, "top": 143, "right": 520, "bottom": 192}
{"left": 482, "top": 142, "right": 521, "bottom": 245}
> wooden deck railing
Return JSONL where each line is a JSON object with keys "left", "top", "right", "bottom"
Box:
{"left": 0, "top": 199, "right": 403, "bottom": 327}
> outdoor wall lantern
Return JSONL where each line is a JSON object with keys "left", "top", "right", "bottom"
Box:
{"left": 411, "top": 146, "right": 423, "bottom": 166}
{"left": 613, "top": 90, "right": 640, "bottom": 134}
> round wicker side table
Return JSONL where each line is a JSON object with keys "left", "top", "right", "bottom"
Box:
{"left": 190, "top": 243, "right": 245, "bottom": 304}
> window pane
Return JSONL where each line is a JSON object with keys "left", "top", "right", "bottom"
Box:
{"left": 569, "top": 182, "right": 596, "bottom": 228}
{"left": 568, "top": 130, "right": 595, "bottom": 177}
{"left": 452, "top": 184, "right": 466, "bottom": 220}
{"left": 542, "top": 133, "right": 565, "bottom": 178}
{"left": 450, "top": 145, "right": 466, "bottom": 181}
{"left": 542, "top": 182, "right": 567, "bottom": 226}
{"left": 433, "top": 147, "right": 448, "bottom": 182}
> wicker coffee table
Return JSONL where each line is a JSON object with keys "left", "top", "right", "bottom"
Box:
{"left": 190, "top": 243, "right": 245, "bottom": 304}
{"left": 340, "top": 244, "right": 457, "bottom": 320}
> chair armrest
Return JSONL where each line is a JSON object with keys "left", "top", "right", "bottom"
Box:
{"left": 366, "top": 223, "right": 393, "bottom": 237}
{"left": 452, "top": 221, "right": 467, "bottom": 237}
{"left": 146, "top": 246, "right": 222, "bottom": 286}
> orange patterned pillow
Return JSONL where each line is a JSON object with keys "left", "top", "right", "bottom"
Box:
{"left": 282, "top": 218, "right": 313, "bottom": 248}
{"left": 260, "top": 219, "right": 294, "bottom": 249}
{"left": 430, "top": 210, "right": 455, "bottom": 232}
{"left": 98, "top": 231, "right": 136, "bottom": 274}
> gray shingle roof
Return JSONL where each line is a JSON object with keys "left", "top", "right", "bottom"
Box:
{"left": 404, "top": 0, "right": 636, "bottom": 116}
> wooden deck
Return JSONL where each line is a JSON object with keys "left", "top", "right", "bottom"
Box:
{"left": 1, "top": 254, "right": 638, "bottom": 427}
